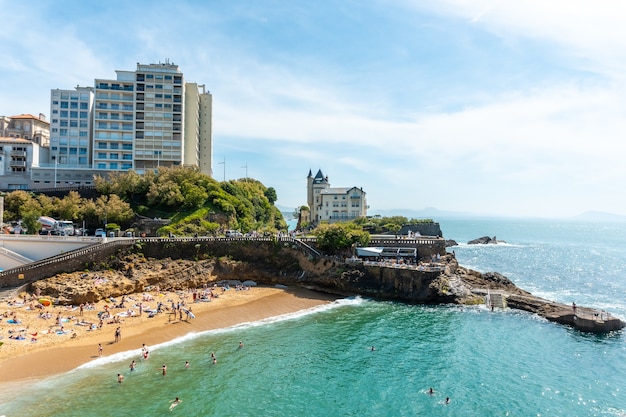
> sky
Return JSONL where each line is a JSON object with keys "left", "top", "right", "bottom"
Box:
{"left": 1, "top": 0, "right": 626, "bottom": 218}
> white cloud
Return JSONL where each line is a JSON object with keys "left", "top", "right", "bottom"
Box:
{"left": 414, "top": 0, "right": 626, "bottom": 75}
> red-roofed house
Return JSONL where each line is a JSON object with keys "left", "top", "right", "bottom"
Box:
{"left": 0, "top": 113, "right": 50, "bottom": 147}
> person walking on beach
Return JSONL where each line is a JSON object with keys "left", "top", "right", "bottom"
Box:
{"left": 114, "top": 327, "right": 121, "bottom": 343}
{"left": 98, "top": 343, "right": 103, "bottom": 356}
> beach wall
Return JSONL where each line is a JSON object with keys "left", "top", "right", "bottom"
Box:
{"left": 0, "top": 241, "right": 134, "bottom": 288}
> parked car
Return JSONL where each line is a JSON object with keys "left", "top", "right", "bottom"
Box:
{"left": 94, "top": 228, "right": 106, "bottom": 237}
{"left": 225, "top": 230, "right": 243, "bottom": 237}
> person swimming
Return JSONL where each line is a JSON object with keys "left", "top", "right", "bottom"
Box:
{"left": 169, "top": 397, "right": 182, "bottom": 411}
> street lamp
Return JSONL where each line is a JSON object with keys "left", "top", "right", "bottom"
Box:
{"left": 53, "top": 156, "right": 58, "bottom": 188}
{"left": 154, "top": 150, "right": 161, "bottom": 168}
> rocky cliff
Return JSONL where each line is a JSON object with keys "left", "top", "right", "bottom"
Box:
{"left": 27, "top": 240, "right": 624, "bottom": 333}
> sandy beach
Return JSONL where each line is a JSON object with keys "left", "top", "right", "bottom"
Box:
{"left": 0, "top": 285, "right": 337, "bottom": 383}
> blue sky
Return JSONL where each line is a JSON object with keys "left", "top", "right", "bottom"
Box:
{"left": 2, "top": 0, "right": 626, "bottom": 218}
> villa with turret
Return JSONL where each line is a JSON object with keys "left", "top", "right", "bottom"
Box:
{"left": 307, "top": 169, "right": 367, "bottom": 224}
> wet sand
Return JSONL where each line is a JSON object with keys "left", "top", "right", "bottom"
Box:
{"left": 0, "top": 286, "right": 337, "bottom": 383}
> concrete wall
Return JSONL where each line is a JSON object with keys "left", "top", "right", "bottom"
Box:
{"left": 0, "top": 235, "right": 101, "bottom": 265}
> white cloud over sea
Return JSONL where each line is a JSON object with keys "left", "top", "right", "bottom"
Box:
{"left": 1, "top": 0, "right": 625, "bottom": 218}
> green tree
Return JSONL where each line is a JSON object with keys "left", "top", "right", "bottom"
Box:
{"left": 314, "top": 223, "right": 370, "bottom": 253}
{"left": 264, "top": 187, "right": 277, "bottom": 205}
{"left": 3, "top": 191, "right": 39, "bottom": 220}
{"left": 94, "top": 195, "right": 134, "bottom": 225}
{"left": 57, "top": 191, "right": 82, "bottom": 221}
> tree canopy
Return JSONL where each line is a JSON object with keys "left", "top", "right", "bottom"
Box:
{"left": 3, "top": 166, "right": 287, "bottom": 235}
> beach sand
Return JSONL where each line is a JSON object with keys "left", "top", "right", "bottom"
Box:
{"left": 0, "top": 285, "right": 337, "bottom": 383}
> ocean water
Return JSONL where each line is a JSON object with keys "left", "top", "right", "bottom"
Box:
{"left": 1, "top": 218, "right": 625, "bottom": 417}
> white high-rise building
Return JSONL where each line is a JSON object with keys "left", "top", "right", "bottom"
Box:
{"left": 184, "top": 82, "right": 213, "bottom": 176}
{"left": 29, "top": 61, "right": 213, "bottom": 188}
{"left": 49, "top": 86, "right": 94, "bottom": 169}
{"left": 92, "top": 61, "right": 212, "bottom": 174}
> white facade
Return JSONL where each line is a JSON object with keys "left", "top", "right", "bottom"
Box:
{"left": 93, "top": 70, "right": 137, "bottom": 171}
{"left": 49, "top": 86, "right": 94, "bottom": 169}
{"left": 0, "top": 137, "right": 42, "bottom": 190}
{"left": 307, "top": 169, "right": 367, "bottom": 224}
{"left": 90, "top": 62, "right": 212, "bottom": 174}
{"left": 2, "top": 61, "right": 213, "bottom": 190}
{"left": 183, "top": 82, "right": 213, "bottom": 176}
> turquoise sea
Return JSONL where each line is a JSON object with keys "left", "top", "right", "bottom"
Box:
{"left": 1, "top": 218, "right": 625, "bottom": 416}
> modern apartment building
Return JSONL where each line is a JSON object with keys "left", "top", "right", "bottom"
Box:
{"left": 49, "top": 86, "right": 94, "bottom": 169}
{"left": 307, "top": 169, "right": 368, "bottom": 224}
{"left": 27, "top": 61, "right": 213, "bottom": 189}
{"left": 92, "top": 62, "right": 212, "bottom": 175}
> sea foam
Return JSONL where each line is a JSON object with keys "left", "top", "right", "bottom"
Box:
{"left": 76, "top": 296, "right": 361, "bottom": 370}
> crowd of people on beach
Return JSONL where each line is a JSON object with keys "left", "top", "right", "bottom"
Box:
{"left": 0, "top": 282, "right": 245, "bottom": 355}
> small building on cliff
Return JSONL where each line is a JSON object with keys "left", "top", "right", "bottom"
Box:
{"left": 306, "top": 169, "right": 367, "bottom": 225}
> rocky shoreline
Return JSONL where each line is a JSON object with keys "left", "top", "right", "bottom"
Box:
{"left": 18, "top": 241, "right": 624, "bottom": 334}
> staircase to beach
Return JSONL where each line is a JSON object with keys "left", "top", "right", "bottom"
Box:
{"left": 485, "top": 291, "right": 507, "bottom": 308}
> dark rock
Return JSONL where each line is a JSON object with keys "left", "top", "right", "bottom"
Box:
{"left": 468, "top": 236, "right": 502, "bottom": 245}
{"left": 445, "top": 239, "right": 458, "bottom": 247}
